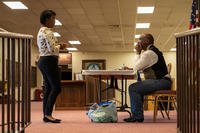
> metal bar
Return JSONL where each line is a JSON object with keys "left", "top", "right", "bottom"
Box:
{"left": 0, "top": 31, "right": 32, "bottom": 133}
{"left": 194, "top": 34, "right": 197, "bottom": 133}
{"left": 180, "top": 36, "right": 183, "bottom": 132}
{"left": 21, "top": 38, "right": 25, "bottom": 131}
{"left": 188, "top": 35, "right": 191, "bottom": 133}
{"left": 99, "top": 75, "right": 101, "bottom": 103}
{"left": 106, "top": 78, "right": 108, "bottom": 101}
{"left": 189, "top": 35, "right": 192, "bottom": 133}
{"left": 124, "top": 78, "right": 127, "bottom": 105}
{"left": 180, "top": 36, "right": 184, "bottom": 132}
{"left": 24, "top": 38, "right": 27, "bottom": 125}
{"left": 7, "top": 38, "right": 11, "bottom": 133}
{"left": 181, "top": 36, "right": 185, "bottom": 133}
{"left": 28, "top": 39, "right": 31, "bottom": 123}
{"left": 121, "top": 75, "right": 124, "bottom": 107}
{"left": 176, "top": 37, "right": 179, "bottom": 130}
{"left": 176, "top": 31, "right": 200, "bottom": 133}
{"left": 11, "top": 38, "right": 16, "bottom": 132}
{"left": 192, "top": 35, "right": 195, "bottom": 133}
{"left": 17, "top": 38, "right": 21, "bottom": 131}
{"left": 197, "top": 33, "right": 200, "bottom": 133}
{"left": 1, "top": 37, "right": 5, "bottom": 133}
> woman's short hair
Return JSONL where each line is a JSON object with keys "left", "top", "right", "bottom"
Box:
{"left": 40, "top": 10, "right": 56, "bottom": 25}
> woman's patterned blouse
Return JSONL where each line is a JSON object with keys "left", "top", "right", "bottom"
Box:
{"left": 37, "top": 27, "right": 60, "bottom": 56}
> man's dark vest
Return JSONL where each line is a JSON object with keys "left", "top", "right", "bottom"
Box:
{"left": 143, "top": 45, "right": 168, "bottom": 79}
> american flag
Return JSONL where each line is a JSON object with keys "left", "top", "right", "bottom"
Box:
{"left": 189, "top": 0, "right": 199, "bottom": 29}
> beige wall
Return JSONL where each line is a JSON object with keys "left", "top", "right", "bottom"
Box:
{"left": 0, "top": 42, "right": 177, "bottom": 100}
{"left": 72, "top": 51, "right": 176, "bottom": 79}
{"left": 163, "top": 52, "right": 176, "bottom": 78}
{"left": 32, "top": 49, "right": 177, "bottom": 100}
{"left": 71, "top": 51, "right": 176, "bottom": 106}
{"left": 72, "top": 52, "right": 135, "bottom": 76}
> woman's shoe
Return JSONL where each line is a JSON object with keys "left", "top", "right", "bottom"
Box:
{"left": 43, "top": 117, "right": 61, "bottom": 123}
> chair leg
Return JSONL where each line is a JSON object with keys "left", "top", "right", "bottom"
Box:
{"left": 173, "top": 97, "right": 177, "bottom": 111}
{"left": 158, "top": 104, "right": 165, "bottom": 118}
{"left": 160, "top": 98, "right": 170, "bottom": 120}
{"left": 167, "top": 96, "right": 170, "bottom": 117}
{"left": 153, "top": 96, "right": 158, "bottom": 122}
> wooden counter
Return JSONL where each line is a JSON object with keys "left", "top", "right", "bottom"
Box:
{"left": 55, "top": 80, "right": 86, "bottom": 110}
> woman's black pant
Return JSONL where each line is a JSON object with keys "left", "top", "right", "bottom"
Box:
{"left": 38, "top": 56, "right": 61, "bottom": 116}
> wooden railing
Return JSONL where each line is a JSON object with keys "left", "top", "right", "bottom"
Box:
{"left": 0, "top": 31, "right": 33, "bottom": 133}
{"left": 175, "top": 28, "right": 200, "bottom": 133}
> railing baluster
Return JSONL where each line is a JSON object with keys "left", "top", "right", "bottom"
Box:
{"left": 0, "top": 31, "right": 32, "bottom": 133}
{"left": 17, "top": 38, "right": 21, "bottom": 131}
{"left": 7, "top": 38, "right": 11, "bottom": 133}
{"left": 11, "top": 38, "right": 16, "bottom": 132}
{"left": 175, "top": 28, "right": 200, "bottom": 133}
{"left": 1, "top": 37, "right": 5, "bottom": 133}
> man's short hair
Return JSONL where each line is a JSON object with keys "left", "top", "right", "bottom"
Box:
{"left": 40, "top": 10, "right": 56, "bottom": 25}
{"left": 145, "top": 34, "right": 154, "bottom": 44}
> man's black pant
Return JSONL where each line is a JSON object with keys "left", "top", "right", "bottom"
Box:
{"left": 38, "top": 56, "right": 61, "bottom": 116}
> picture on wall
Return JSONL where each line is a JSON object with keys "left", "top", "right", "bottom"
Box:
{"left": 82, "top": 59, "right": 106, "bottom": 70}
{"left": 58, "top": 53, "right": 72, "bottom": 65}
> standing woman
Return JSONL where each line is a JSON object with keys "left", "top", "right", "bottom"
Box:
{"left": 37, "top": 10, "right": 66, "bottom": 123}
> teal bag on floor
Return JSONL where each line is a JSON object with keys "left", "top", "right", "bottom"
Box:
{"left": 87, "top": 101, "right": 118, "bottom": 123}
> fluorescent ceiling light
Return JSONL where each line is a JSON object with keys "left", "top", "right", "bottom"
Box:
{"left": 68, "top": 41, "right": 81, "bottom": 45}
{"left": 170, "top": 48, "right": 176, "bottom": 52}
{"left": 135, "top": 34, "right": 140, "bottom": 39}
{"left": 67, "top": 47, "right": 78, "bottom": 51}
{"left": 55, "top": 19, "right": 62, "bottom": 26}
{"left": 53, "top": 32, "right": 61, "bottom": 37}
{"left": 3, "top": 1, "right": 28, "bottom": 9}
{"left": 136, "top": 23, "right": 150, "bottom": 28}
{"left": 137, "top": 7, "right": 155, "bottom": 14}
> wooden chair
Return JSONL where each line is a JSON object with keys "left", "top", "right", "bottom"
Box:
{"left": 146, "top": 63, "right": 177, "bottom": 122}
{"left": 147, "top": 89, "right": 177, "bottom": 122}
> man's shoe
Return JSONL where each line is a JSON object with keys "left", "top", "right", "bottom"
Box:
{"left": 55, "top": 118, "right": 61, "bottom": 122}
{"left": 43, "top": 117, "right": 61, "bottom": 123}
{"left": 123, "top": 117, "right": 144, "bottom": 123}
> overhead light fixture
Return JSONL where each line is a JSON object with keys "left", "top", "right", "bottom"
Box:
{"left": 136, "top": 23, "right": 150, "bottom": 28}
{"left": 55, "top": 19, "right": 62, "bottom": 26}
{"left": 3, "top": 1, "right": 28, "bottom": 9}
{"left": 135, "top": 34, "right": 141, "bottom": 39}
{"left": 67, "top": 47, "right": 78, "bottom": 51}
{"left": 53, "top": 32, "right": 61, "bottom": 37}
{"left": 68, "top": 41, "right": 81, "bottom": 45}
{"left": 170, "top": 48, "right": 176, "bottom": 52}
{"left": 137, "top": 7, "right": 155, "bottom": 14}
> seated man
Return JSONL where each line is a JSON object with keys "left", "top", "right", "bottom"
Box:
{"left": 124, "top": 33, "right": 172, "bottom": 122}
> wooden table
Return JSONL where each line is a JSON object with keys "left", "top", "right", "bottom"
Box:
{"left": 82, "top": 70, "right": 136, "bottom": 116}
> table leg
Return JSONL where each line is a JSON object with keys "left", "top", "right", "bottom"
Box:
{"left": 98, "top": 75, "right": 102, "bottom": 103}
{"left": 116, "top": 76, "right": 131, "bottom": 116}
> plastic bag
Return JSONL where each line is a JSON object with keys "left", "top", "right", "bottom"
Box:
{"left": 87, "top": 101, "right": 118, "bottom": 123}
